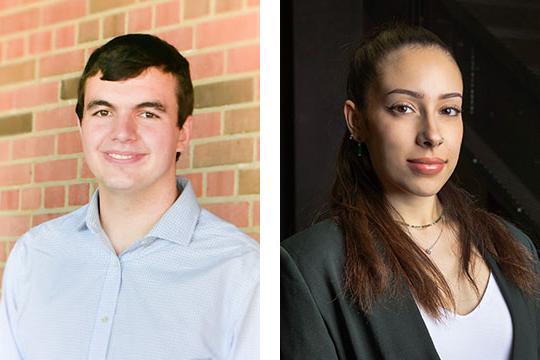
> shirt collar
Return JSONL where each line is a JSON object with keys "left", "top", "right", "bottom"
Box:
{"left": 80, "top": 177, "right": 201, "bottom": 246}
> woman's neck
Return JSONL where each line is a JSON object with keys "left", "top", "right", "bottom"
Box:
{"left": 385, "top": 192, "right": 443, "bottom": 226}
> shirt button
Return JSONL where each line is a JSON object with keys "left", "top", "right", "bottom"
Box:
{"left": 101, "top": 316, "right": 109, "bottom": 323}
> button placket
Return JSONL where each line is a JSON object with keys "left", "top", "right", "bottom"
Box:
{"left": 88, "top": 255, "right": 122, "bottom": 360}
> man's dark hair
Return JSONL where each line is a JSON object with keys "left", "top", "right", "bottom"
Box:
{"left": 75, "top": 34, "right": 194, "bottom": 129}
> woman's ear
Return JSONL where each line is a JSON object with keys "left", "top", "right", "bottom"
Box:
{"left": 344, "top": 100, "right": 368, "bottom": 141}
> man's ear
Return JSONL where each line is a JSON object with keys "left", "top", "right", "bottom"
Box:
{"left": 176, "top": 116, "right": 192, "bottom": 153}
{"left": 343, "top": 100, "right": 368, "bottom": 142}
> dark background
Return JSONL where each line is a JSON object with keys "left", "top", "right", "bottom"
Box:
{"left": 281, "top": 0, "right": 540, "bottom": 246}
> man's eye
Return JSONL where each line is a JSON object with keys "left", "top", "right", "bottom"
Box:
{"left": 93, "top": 110, "right": 110, "bottom": 117}
{"left": 441, "top": 107, "right": 461, "bottom": 116}
{"left": 141, "top": 112, "right": 159, "bottom": 119}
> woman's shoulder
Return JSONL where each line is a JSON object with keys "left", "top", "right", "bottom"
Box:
{"left": 504, "top": 221, "right": 538, "bottom": 257}
{"left": 281, "top": 218, "right": 345, "bottom": 270}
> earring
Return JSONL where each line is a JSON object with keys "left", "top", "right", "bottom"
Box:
{"left": 357, "top": 142, "right": 363, "bottom": 157}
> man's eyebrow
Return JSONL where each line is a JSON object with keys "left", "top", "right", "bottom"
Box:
{"left": 86, "top": 99, "right": 114, "bottom": 110}
{"left": 386, "top": 89, "right": 463, "bottom": 100}
{"left": 136, "top": 101, "right": 167, "bottom": 112}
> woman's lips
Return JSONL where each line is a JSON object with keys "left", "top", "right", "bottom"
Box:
{"left": 407, "top": 158, "right": 447, "bottom": 175}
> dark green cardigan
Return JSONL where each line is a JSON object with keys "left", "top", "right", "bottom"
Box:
{"left": 281, "top": 219, "right": 540, "bottom": 360}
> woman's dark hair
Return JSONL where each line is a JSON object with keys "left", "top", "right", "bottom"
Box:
{"left": 75, "top": 34, "right": 194, "bottom": 161}
{"left": 331, "top": 23, "right": 537, "bottom": 317}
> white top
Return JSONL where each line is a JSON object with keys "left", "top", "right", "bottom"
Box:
{"left": 419, "top": 273, "right": 513, "bottom": 360}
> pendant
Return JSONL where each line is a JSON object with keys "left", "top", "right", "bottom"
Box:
{"left": 424, "top": 248, "right": 432, "bottom": 255}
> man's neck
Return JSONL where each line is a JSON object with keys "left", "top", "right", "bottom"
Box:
{"left": 98, "top": 179, "right": 180, "bottom": 255}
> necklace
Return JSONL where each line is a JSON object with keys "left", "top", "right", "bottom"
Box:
{"left": 423, "top": 224, "right": 444, "bottom": 255}
{"left": 398, "top": 212, "right": 444, "bottom": 229}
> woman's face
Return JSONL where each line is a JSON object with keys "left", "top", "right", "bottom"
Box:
{"left": 346, "top": 46, "right": 463, "bottom": 198}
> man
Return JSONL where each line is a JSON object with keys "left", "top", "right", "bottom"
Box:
{"left": 0, "top": 34, "right": 259, "bottom": 360}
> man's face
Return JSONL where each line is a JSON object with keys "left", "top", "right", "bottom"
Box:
{"left": 80, "top": 67, "right": 190, "bottom": 195}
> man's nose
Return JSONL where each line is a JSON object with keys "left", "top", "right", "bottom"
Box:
{"left": 111, "top": 114, "right": 138, "bottom": 142}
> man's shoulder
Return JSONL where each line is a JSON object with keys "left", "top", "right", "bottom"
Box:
{"left": 194, "top": 208, "right": 259, "bottom": 257}
{"left": 19, "top": 205, "right": 89, "bottom": 246}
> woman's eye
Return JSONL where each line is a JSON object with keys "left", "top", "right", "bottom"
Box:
{"left": 389, "top": 104, "right": 414, "bottom": 114}
{"left": 93, "top": 110, "right": 110, "bottom": 117}
{"left": 441, "top": 107, "right": 461, "bottom": 116}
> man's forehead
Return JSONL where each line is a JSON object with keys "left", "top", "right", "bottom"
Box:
{"left": 84, "top": 68, "right": 177, "bottom": 104}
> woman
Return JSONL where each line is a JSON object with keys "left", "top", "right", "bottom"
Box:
{"left": 281, "top": 24, "right": 539, "bottom": 360}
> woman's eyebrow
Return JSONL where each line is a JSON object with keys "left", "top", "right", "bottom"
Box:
{"left": 386, "top": 88, "right": 462, "bottom": 100}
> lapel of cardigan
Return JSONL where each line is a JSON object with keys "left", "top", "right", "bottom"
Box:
{"left": 366, "top": 287, "right": 441, "bottom": 360}
{"left": 486, "top": 254, "right": 536, "bottom": 360}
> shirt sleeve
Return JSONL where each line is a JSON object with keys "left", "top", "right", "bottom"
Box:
{"left": 227, "top": 276, "right": 259, "bottom": 360}
{"left": 280, "top": 246, "right": 339, "bottom": 360}
{"left": 0, "top": 241, "right": 25, "bottom": 360}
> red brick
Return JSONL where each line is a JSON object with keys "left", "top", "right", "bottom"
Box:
{"left": 128, "top": 6, "right": 152, "bottom": 32}
{"left": 58, "top": 131, "right": 82, "bottom": 154}
{"left": 252, "top": 200, "right": 259, "bottom": 226}
{"left": 44, "top": 186, "right": 65, "bottom": 208}
{"left": 206, "top": 170, "right": 234, "bottom": 196}
{"left": 81, "top": 161, "right": 94, "bottom": 179}
{"left": 14, "top": 82, "right": 58, "bottom": 109}
{"left": 41, "top": 0, "right": 86, "bottom": 26}
{"left": 188, "top": 51, "right": 224, "bottom": 80}
{"left": 182, "top": 173, "right": 202, "bottom": 197}
{"left": 0, "top": 8, "right": 39, "bottom": 36}
{"left": 0, "top": 241, "right": 7, "bottom": 262}
{"left": 215, "top": 0, "right": 242, "bottom": 13}
{"left": 0, "top": 141, "right": 10, "bottom": 162}
{"left": 193, "top": 138, "right": 253, "bottom": 167}
{"left": 191, "top": 112, "right": 221, "bottom": 138}
{"left": 32, "top": 213, "right": 65, "bottom": 226}
{"left": 89, "top": 0, "right": 134, "bottom": 13}
{"left": 55, "top": 25, "right": 76, "bottom": 49}
{"left": 158, "top": 27, "right": 193, "bottom": 52}
{"left": 103, "top": 13, "right": 125, "bottom": 39}
{"left": 156, "top": 0, "right": 180, "bottom": 27}
{"left": 204, "top": 202, "right": 249, "bottom": 227}
{"left": 6, "top": 37, "right": 25, "bottom": 59}
{"left": 68, "top": 183, "right": 89, "bottom": 205}
{"left": 0, "top": 164, "right": 31, "bottom": 186}
{"left": 35, "top": 159, "right": 77, "bottom": 182}
{"left": 0, "top": 92, "right": 14, "bottom": 112}
{"left": 35, "top": 105, "right": 78, "bottom": 130}
{"left": 21, "top": 188, "right": 41, "bottom": 210}
{"left": 247, "top": 0, "right": 259, "bottom": 6}
{"left": 78, "top": 19, "right": 99, "bottom": 43}
{"left": 39, "top": 49, "right": 84, "bottom": 77}
{"left": 195, "top": 13, "right": 258, "bottom": 48}
{"left": 12, "top": 136, "right": 55, "bottom": 159}
{"left": 0, "top": 215, "right": 29, "bottom": 237}
{"left": 0, "top": 60, "right": 35, "bottom": 86}
{"left": 248, "top": 232, "right": 259, "bottom": 241}
{"left": 227, "top": 44, "right": 259, "bottom": 73}
{"left": 184, "top": 0, "right": 210, "bottom": 19}
{"left": 0, "top": 189, "right": 19, "bottom": 210}
{"left": 29, "top": 31, "right": 52, "bottom": 55}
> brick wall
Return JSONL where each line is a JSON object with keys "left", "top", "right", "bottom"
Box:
{"left": 0, "top": 0, "right": 260, "bottom": 285}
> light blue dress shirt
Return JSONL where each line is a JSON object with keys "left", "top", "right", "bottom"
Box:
{"left": 0, "top": 177, "right": 259, "bottom": 360}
